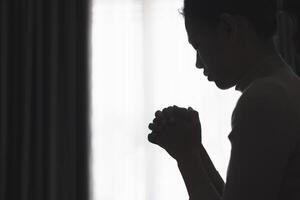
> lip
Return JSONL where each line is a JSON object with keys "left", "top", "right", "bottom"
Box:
{"left": 203, "top": 68, "right": 209, "bottom": 76}
{"left": 208, "top": 75, "right": 213, "bottom": 81}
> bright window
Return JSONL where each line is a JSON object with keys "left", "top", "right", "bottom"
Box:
{"left": 91, "top": 0, "right": 240, "bottom": 199}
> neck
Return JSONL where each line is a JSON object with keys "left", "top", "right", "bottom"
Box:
{"left": 235, "top": 51, "right": 286, "bottom": 92}
{"left": 247, "top": 40, "right": 278, "bottom": 66}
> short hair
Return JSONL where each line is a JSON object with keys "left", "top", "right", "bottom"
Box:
{"left": 181, "top": 0, "right": 278, "bottom": 40}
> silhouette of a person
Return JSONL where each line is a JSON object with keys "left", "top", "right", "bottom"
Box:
{"left": 148, "top": 0, "right": 300, "bottom": 199}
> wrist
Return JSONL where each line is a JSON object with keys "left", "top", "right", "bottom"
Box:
{"left": 176, "top": 147, "right": 202, "bottom": 164}
{"left": 176, "top": 151, "right": 213, "bottom": 198}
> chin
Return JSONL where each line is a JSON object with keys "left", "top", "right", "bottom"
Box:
{"left": 214, "top": 79, "right": 235, "bottom": 90}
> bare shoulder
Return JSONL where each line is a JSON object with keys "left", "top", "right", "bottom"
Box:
{"left": 231, "top": 74, "right": 300, "bottom": 140}
{"left": 231, "top": 77, "right": 290, "bottom": 132}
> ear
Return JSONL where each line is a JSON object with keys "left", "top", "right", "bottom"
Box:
{"left": 218, "top": 13, "right": 238, "bottom": 41}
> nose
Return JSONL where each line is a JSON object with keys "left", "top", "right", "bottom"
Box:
{"left": 196, "top": 52, "right": 204, "bottom": 69}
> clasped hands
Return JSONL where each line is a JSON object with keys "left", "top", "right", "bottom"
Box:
{"left": 148, "top": 105, "right": 202, "bottom": 162}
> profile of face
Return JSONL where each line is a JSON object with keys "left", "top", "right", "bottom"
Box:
{"left": 185, "top": 15, "right": 246, "bottom": 90}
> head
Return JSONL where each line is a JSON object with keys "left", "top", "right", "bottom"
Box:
{"left": 182, "top": 0, "right": 278, "bottom": 89}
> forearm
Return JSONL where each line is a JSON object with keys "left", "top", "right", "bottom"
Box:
{"left": 199, "top": 144, "right": 225, "bottom": 196}
{"left": 177, "top": 150, "right": 221, "bottom": 200}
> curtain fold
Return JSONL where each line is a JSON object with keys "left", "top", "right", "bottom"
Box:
{"left": 0, "top": 0, "right": 90, "bottom": 199}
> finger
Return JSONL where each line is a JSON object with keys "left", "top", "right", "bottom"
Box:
{"left": 162, "top": 106, "right": 174, "bottom": 119}
{"left": 153, "top": 117, "right": 160, "bottom": 124}
{"left": 155, "top": 110, "right": 163, "bottom": 118}
{"left": 154, "top": 111, "right": 165, "bottom": 124}
{"left": 188, "top": 106, "right": 193, "bottom": 111}
{"left": 188, "top": 107, "right": 199, "bottom": 120}
{"left": 191, "top": 109, "right": 199, "bottom": 120}
{"left": 148, "top": 132, "right": 159, "bottom": 144}
{"left": 187, "top": 107, "right": 195, "bottom": 120}
{"left": 189, "top": 108, "right": 201, "bottom": 133}
{"left": 148, "top": 123, "right": 154, "bottom": 130}
{"left": 153, "top": 117, "right": 167, "bottom": 126}
{"left": 162, "top": 106, "right": 174, "bottom": 113}
{"left": 173, "top": 106, "right": 190, "bottom": 120}
{"left": 148, "top": 122, "right": 163, "bottom": 132}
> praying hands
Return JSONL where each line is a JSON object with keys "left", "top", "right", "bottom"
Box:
{"left": 147, "top": 105, "right": 202, "bottom": 162}
{"left": 147, "top": 105, "right": 224, "bottom": 200}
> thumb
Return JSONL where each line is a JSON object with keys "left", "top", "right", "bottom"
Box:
{"left": 188, "top": 107, "right": 199, "bottom": 121}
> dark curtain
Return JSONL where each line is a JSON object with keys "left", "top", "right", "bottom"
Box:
{"left": 0, "top": 0, "right": 90, "bottom": 199}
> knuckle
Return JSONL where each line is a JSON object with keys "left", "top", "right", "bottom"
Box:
{"left": 155, "top": 110, "right": 161, "bottom": 115}
{"left": 148, "top": 123, "right": 153, "bottom": 129}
